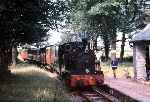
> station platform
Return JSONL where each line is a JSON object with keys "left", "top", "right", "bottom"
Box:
{"left": 105, "top": 78, "right": 150, "bottom": 102}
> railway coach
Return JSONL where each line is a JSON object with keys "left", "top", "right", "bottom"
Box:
{"left": 19, "top": 45, "right": 58, "bottom": 70}
{"left": 40, "top": 46, "right": 57, "bottom": 68}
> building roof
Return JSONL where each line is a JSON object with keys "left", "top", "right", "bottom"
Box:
{"left": 132, "top": 23, "right": 150, "bottom": 42}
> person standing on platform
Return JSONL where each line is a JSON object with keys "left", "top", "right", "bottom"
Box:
{"left": 145, "top": 62, "right": 150, "bottom": 81}
{"left": 95, "top": 51, "right": 101, "bottom": 71}
{"left": 111, "top": 58, "right": 118, "bottom": 79}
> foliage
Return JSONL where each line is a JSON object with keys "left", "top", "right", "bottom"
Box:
{"left": 68, "top": 0, "right": 142, "bottom": 40}
{"left": 88, "top": 0, "right": 120, "bottom": 16}
{"left": 68, "top": 0, "right": 121, "bottom": 50}
{"left": 67, "top": 0, "right": 145, "bottom": 61}
{"left": 0, "top": 0, "right": 68, "bottom": 46}
{"left": 67, "top": 0, "right": 121, "bottom": 61}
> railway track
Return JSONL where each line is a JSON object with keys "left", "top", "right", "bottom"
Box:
{"left": 76, "top": 87, "right": 120, "bottom": 102}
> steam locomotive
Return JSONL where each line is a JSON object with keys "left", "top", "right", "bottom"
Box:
{"left": 58, "top": 40, "right": 104, "bottom": 88}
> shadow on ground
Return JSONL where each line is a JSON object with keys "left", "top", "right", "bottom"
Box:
{"left": 0, "top": 65, "right": 70, "bottom": 102}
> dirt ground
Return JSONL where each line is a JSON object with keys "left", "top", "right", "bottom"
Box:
{"left": 0, "top": 64, "right": 71, "bottom": 102}
{"left": 101, "top": 62, "right": 134, "bottom": 79}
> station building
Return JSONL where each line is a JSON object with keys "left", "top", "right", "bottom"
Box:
{"left": 132, "top": 23, "right": 150, "bottom": 80}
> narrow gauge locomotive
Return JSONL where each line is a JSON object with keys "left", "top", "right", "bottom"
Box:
{"left": 58, "top": 41, "right": 104, "bottom": 88}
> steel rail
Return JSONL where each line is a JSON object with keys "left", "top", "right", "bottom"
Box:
{"left": 74, "top": 86, "right": 120, "bottom": 102}
{"left": 93, "top": 88, "right": 120, "bottom": 102}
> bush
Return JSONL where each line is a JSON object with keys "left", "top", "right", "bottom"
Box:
{"left": 122, "top": 56, "right": 133, "bottom": 63}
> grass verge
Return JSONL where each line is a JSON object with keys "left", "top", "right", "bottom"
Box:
{"left": 101, "top": 62, "right": 134, "bottom": 79}
{"left": 0, "top": 65, "right": 71, "bottom": 102}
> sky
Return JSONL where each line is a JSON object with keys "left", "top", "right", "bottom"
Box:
{"left": 47, "top": 30, "right": 62, "bottom": 45}
{"left": 47, "top": 30, "right": 133, "bottom": 57}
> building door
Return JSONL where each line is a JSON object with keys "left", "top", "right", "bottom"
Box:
{"left": 145, "top": 45, "right": 150, "bottom": 64}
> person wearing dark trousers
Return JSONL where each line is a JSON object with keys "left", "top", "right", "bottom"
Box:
{"left": 111, "top": 59, "right": 118, "bottom": 79}
{"left": 145, "top": 62, "right": 150, "bottom": 81}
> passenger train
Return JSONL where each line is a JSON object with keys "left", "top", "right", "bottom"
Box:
{"left": 19, "top": 39, "right": 104, "bottom": 87}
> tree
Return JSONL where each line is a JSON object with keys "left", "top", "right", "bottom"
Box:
{"left": 118, "top": 0, "right": 149, "bottom": 61}
{"left": 0, "top": 0, "right": 68, "bottom": 75}
{"left": 68, "top": 0, "right": 144, "bottom": 61}
{"left": 68, "top": 0, "right": 121, "bottom": 61}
